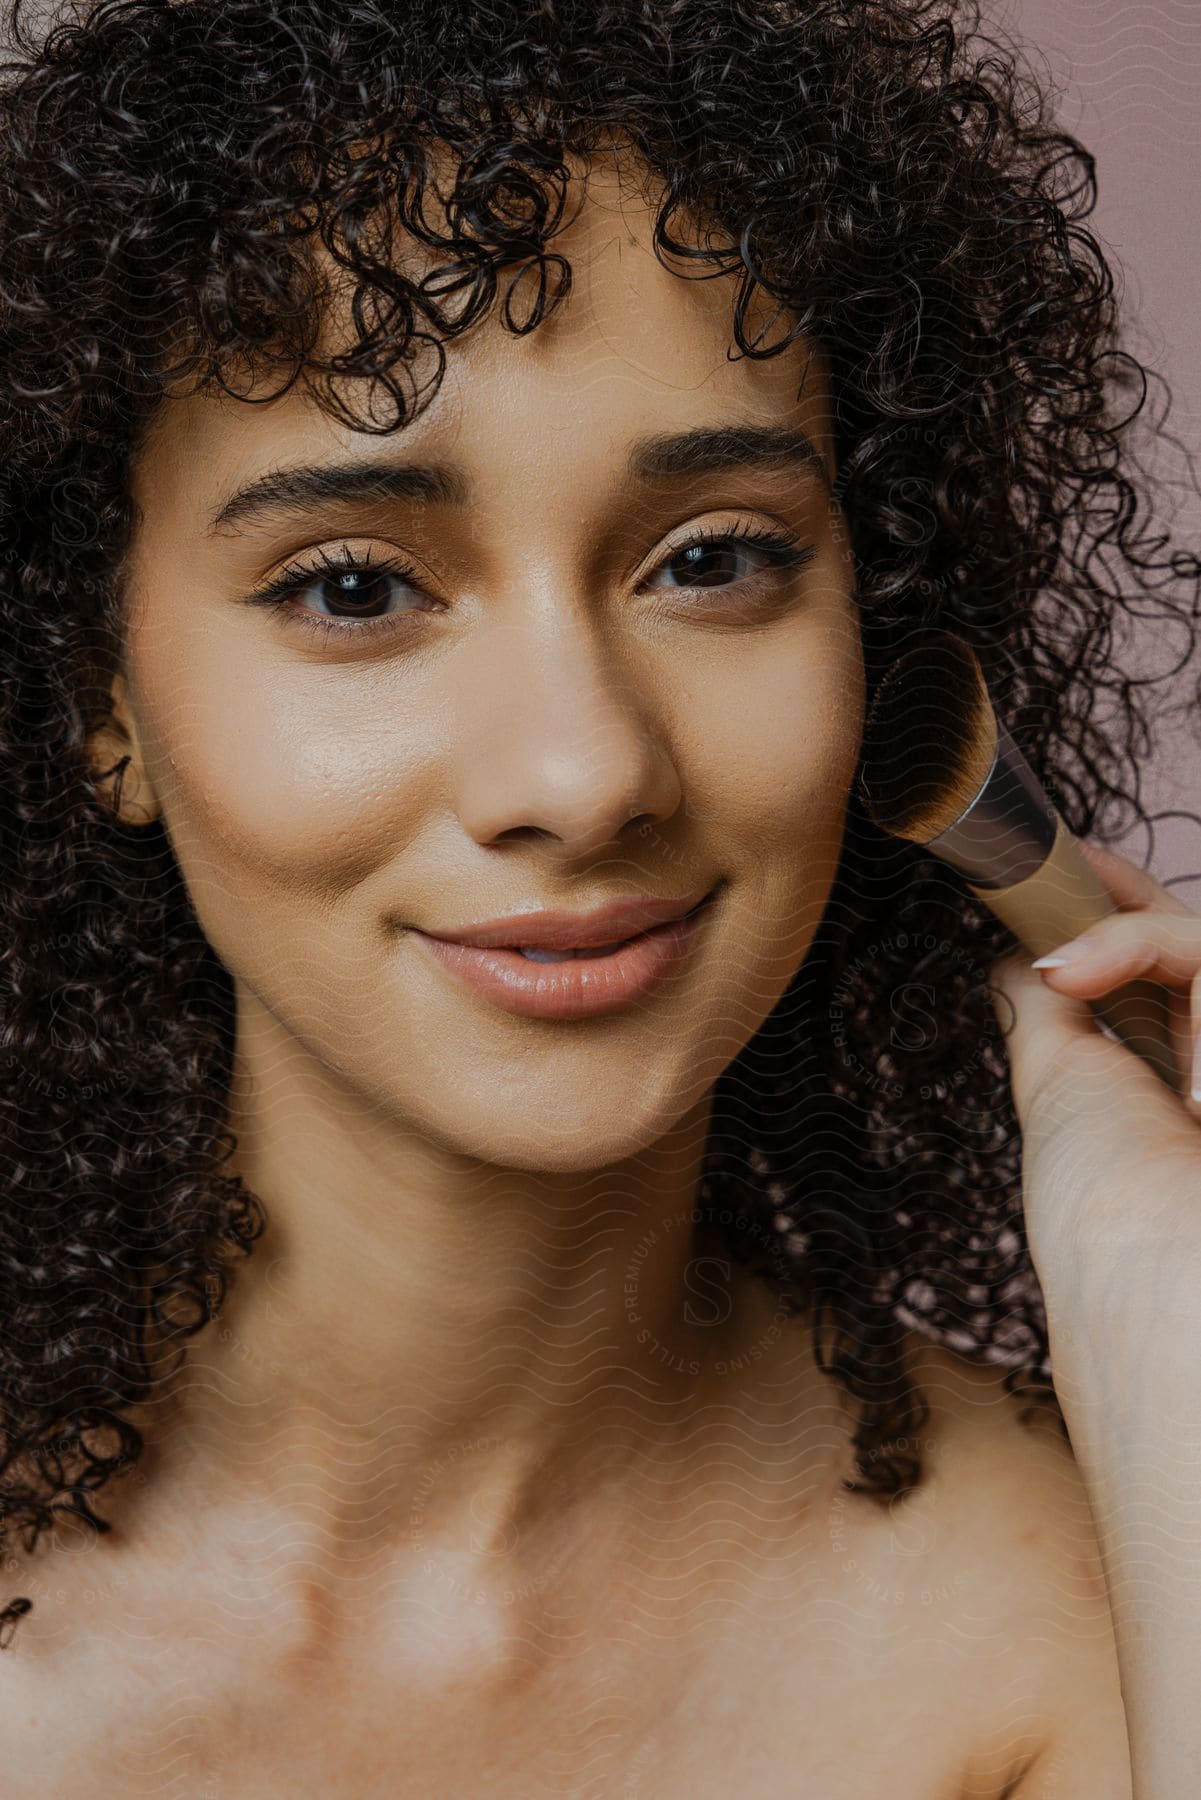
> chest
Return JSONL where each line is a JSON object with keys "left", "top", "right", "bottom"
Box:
{"left": 10, "top": 1658, "right": 979, "bottom": 1799}
{"left": 3, "top": 1550, "right": 995, "bottom": 1799}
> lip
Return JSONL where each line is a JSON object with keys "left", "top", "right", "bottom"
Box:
{"left": 409, "top": 885, "right": 721, "bottom": 1020}
{"left": 419, "top": 889, "right": 715, "bottom": 952}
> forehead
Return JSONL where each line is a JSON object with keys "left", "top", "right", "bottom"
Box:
{"left": 135, "top": 153, "right": 830, "bottom": 508}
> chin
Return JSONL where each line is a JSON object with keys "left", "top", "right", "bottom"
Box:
{"left": 424, "top": 1090, "right": 710, "bottom": 1175}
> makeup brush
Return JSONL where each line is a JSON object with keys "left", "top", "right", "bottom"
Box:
{"left": 856, "top": 628, "right": 1183, "bottom": 1095}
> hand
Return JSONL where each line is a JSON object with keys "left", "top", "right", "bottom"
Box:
{"left": 989, "top": 838, "right": 1201, "bottom": 1359}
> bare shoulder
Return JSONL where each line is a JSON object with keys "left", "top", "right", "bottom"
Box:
{"left": 898, "top": 1331, "right": 1132, "bottom": 1799}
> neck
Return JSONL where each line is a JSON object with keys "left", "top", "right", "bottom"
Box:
{"left": 127, "top": 994, "right": 848, "bottom": 1642}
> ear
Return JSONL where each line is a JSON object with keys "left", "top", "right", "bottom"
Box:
{"left": 87, "top": 669, "right": 161, "bottom": 827}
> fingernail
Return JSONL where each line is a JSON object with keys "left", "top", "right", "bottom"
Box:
{"left": 1191, "top": 1032, "right": 1201, "bottom": 1105}
{"left": 1031, "top": 934, "right": 1101, "bottom": 970}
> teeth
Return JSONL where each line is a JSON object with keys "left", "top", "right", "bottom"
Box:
{"left": 517, "top": 939, "right": 631, "bottom": 962}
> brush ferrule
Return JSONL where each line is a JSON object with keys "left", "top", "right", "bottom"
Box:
{"left": 924, "top": 718, "right": 1056, "bottom": 889}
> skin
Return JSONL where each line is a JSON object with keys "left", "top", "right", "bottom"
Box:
{"left": 85, "top": 151, "right": 867, "bottom": 1688}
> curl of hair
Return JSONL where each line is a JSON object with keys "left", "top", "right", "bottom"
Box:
{"left": 0, "top": 0, "right": 1198, "bottom": 1647}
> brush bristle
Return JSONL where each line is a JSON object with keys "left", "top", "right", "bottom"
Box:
{"left": 857, "top": 631, "right": 997, "bottom": 843}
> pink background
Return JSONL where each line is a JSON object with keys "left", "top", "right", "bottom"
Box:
{"left": 1002, "top": 0, "right": 1201, "bottom": 892}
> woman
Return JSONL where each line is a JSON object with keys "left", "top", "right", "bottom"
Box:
{"left": 0, "top": 0, "right": 1197, "bottom": 1791}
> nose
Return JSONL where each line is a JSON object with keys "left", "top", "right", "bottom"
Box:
{"left": 448, "top": 603, "right": 684, "bottom": 863}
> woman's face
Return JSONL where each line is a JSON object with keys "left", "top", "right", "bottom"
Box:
{"left": 113, "top": 158, "right": 865, "bottom": 1171}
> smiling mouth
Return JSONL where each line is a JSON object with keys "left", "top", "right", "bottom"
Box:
{"left": 409, "top": 886, "right": 720, "bottom": 1021}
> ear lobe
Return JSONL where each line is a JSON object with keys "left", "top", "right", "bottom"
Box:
{"left": 87, "top": 670, "right": 161, "bottom": 827}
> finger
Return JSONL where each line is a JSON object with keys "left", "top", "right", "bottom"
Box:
{"left": 1031, "top": 908, "right": 1201, "bottom": 996}
{"left": 991, "top": 948, "right": 1189, "bottom": 1152}
{"left": 991, "top": 948, "right": 1098, "bottom": 1115}
{"left": 1074, "top": 837, "right": 1196, "bottom": 918}
{"left": 1028, "top": 917, "right": 1201, "bottom": 1115}
{"left": 992, "top": 951, "right": 1201, "bottom": 1297}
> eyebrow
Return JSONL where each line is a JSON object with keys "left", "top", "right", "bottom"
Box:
{"left": 207, "top": 422, "right": 832, "bottom": 535}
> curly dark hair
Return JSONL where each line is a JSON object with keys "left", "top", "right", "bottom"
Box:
{"left": 0, "top": 0, "right": 1197, "bottom": 1649}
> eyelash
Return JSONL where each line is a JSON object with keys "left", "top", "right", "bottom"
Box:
{"left": 240, "top": 522, "right": 818, "bottom": 647}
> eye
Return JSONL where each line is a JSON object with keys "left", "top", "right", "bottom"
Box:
{"left": 641, "top": 521, "right": 816, "bottom": 595}
{"left": 300, "top": 558, "right": 421, "bottom": 618}
{"left": 241, "top": 541, "right": 435, "bottom": 641}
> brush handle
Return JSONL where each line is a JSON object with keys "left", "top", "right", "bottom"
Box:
{"left": 968, "top": 814, "right": 1184, "bottom": 1096}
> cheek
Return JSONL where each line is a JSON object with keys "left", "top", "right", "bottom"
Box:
{"left": 130, "top": 627, "right": 434, "bottom": 897}
{"left": 684, "top": 621, "right": 864, "bottom": 877}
